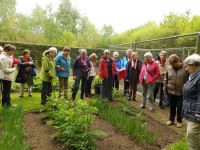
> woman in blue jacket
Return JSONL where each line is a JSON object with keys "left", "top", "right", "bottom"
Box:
{"left": 112, "top": 52, "right": 121, "bottom": 90}
{"left": 55, "top": 47, "right": 71, "bottom": 99}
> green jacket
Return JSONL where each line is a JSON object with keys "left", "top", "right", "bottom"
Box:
{"left": 40, "top": 50, "right": 56, "bottom": 82}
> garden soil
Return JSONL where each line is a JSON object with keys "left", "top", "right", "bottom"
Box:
{"left": 24, "top": 111, "right": 182, "bottom": 150}
{"left": 24, "top": 112, "right": 65, "bottom": 150}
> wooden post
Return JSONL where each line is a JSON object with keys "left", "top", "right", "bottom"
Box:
{"left": 182, "top": 47, "right": 186, "bottom": 61}
{"left": 188, "top": 49, "right": 191, "bottom": 56}
{"left": 134, "top": 43, "right": 137, "bottom": 51}
{"left": 196, "top": 33, "right": 200, "bottom": 54}
{"left": 131, "top": 43, "right": 134, "bottom": 50}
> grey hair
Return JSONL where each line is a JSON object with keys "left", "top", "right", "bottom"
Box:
{"left": 144, "top": 52, "right": 153, "bottom": 58}
{"left": 80, "top": 49, "right": 87, "bottom": 55}
{"left": 160, "top": 50, "right": 167, "bottom": 56}
{"left": 0, "top": 46, "right": 3, "bottom": 51}
{"left": 103, "top": 49, "right": 110, "bottom": 54}
{"left": 113, "top": 51, "right": 119, "bottom": 57}
{"left": 48, "top": 47, "right": 57, "bottom": 54}
{"left": 184, "top": 54, "right": 200, "bottom": 66}
{"left": 126, "top": 49, "right": 133, "bottom": 55}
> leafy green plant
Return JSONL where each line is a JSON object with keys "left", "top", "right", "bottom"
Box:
{"left": 95, "top": 100, "right": 156, "bottom": 143}
{"left": 43, "top": 96, "right": 106, "bottom": 150}
{"left": 0, "top": 106, "right": 27, "bottom": 150}
{"left": 167, "top": 137, "right": 189, "bottom": 150}
{"left": 112, "top": 87, "right": 124, "bottom": 98}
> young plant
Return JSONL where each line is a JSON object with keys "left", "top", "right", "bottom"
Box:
{"left": 43, "top": 96, "right": 106, "bottom": 150}
{"left": 95, "top": 100, "right": 156, "bottom": 143}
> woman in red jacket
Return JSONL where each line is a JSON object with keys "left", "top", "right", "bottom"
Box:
{"left": 99, "top": 49, "right": 116, "bottom": 101}
{"left": 139, "top": 52, "right": 160, "bottom": 111}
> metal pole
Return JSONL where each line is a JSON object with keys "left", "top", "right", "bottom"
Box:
{"left": 196, "top": 33, "right": 200, "bottom": 54}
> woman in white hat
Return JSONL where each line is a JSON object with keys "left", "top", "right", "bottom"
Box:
{"left": 40, "top": 47, "right": 57, "bottom": 105}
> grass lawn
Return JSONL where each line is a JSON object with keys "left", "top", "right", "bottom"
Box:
{"left": 0, "top": 93, "right": 43, "bottom": 113}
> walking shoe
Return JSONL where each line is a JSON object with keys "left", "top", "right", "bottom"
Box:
{"left": 176, "top": 122, "right": 182, "bottom": 128}
{"left": 159, "top": 105, "right": 165, "bottom": 109}
{"left": 29, "top": 95, "right": 32, "bottom": 97}
{"left": 149, "top": 107, "right": 154, "bottom": 111}
{"left": 132, "top": 98, "right": 138, "bottom": 102}
{"left": 166, "top": 121, "right": 174, "bottom": 126}
{"left": 19, "top": 96, "right": 23, "bottom": 98}
{"left": 140, "top": 104, "right": 145, "bottom": 108}
{"left": 128, "top": 97, "right": 131, "bottom": 101}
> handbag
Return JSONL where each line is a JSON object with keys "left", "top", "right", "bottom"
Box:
{"left": 0, "top": 70, "right": 5, "bottom": 79}
{"left": 31, "top": 68, "right": 37, "bottom": 77}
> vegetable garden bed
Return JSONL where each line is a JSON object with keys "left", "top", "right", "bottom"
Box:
{"left": 23, "top": 98, "right": 183, "bottom": 150}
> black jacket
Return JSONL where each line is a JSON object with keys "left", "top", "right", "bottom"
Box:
{"left": 73, "top": 56, "right": 91, "bottom": 77}
{"left": 15, "top": 56, "right": 35, "bottom": 83}
{"left": 183, "top": 69, "right": 200, "bottom": 123}
{"left": 126, "top": 59, "right": 142, "bottom": 84}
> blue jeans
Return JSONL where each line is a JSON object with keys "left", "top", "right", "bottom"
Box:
{"left": 101, "top": 78, "right": 113, "bottom": 100}
{"left": 142, "top": 80, "right": 155, "bottom": 109}
{"left": 71, "top": 74, "right": 86, "bottom": 100}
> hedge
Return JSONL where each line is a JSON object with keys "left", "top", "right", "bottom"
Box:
{"left": 0, "top": 41, "right": 196, "bottom": 67}
{"left": 0, "top": 41, "right": 105, "bottom": 67}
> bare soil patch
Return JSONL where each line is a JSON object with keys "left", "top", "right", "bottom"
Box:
{"left": 24, "top": 112, "right": 65, "bottom": 150}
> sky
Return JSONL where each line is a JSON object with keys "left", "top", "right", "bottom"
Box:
{"left": 16, "top": 0, "right": 200, "bottom": 33}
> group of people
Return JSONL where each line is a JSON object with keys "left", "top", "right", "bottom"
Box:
{"left": 0, "top": 44, "right": 200, "bottom": 149}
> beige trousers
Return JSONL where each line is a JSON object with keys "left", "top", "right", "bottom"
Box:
{"left": 20, "top": 83, "right": 32, "bottom": 96}
{"left": 58, "top": 77, "right": 68, "bottom": 99}
{"left": 187, "top": 121, "right": 200, "bottom": 150}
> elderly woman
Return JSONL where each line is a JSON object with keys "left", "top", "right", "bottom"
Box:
{"left": 139, "top": 52, "right": 160, "bottom": 111}
{"left": 99, "top": 49, "right": 116, "bottom": 101}
{"left": 40, "top": 47, "right": 57, "bottom": 105}
{"left": 0, "top": 44, "right": 17, "bottom": 107}
{"left": 55, "top": 47, "right": 71, "bottom": 100}
{"left": 126, "top": 52, "right": 142, "bottom": 101}
{"left": 0, "top": 46, "right": 3, "bottom": 55}
{"left": 16, "top": 49, "right": 35, "bottom": 98}
{"left": 112, "top": 51, "right": 121, "bottom": 90}
{"left": 85, "top": 53, "right": 98, "bottom": 97}
{"left": 121, "top": 49, "right": 132, "bottom": 95}
{"left": 71, "top": 49, "right": 91, "bottom": 100}
{"left": 182, "top": 54, "right": 200, "bottom": 149}
{"left": 164, "top": 54, "right": 188, "bottom": 127}
{"left": 154, "top": 51, "right": 170, "bottom": 109}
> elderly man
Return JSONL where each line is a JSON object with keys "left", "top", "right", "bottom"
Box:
{"left": 164, "top": 54, "right": 188, "bottom": 128}
{"left": 183, "top": 54, "right": 200, "bottom": 149}
{"left": 139, "top": 52, "right": 160, "bottom": 111}
{"left": 154, "top": 51, "right": 170, "bottom": 109}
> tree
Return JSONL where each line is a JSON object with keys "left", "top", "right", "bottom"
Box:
{"left": 56, "top": 0, "right": 80, "bottom": 34}
{"left": 77, "top": 16, "right": 100, "bottom": 48}
{"left": 0, "top": 0, "right": 16, "bottom": 41}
